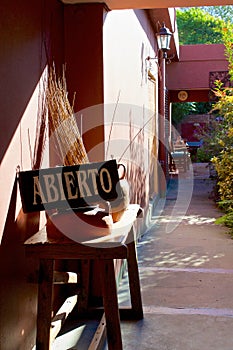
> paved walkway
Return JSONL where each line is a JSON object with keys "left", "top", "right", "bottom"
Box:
{"left": 53, "top": 163, "right": 233, "bottom": 349}
{"left": 118, "top": 163, "right": 233, "bottom": 349}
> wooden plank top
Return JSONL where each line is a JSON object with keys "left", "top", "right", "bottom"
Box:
{"left": 24, "top": 204, "right": 142, "bottom": 259}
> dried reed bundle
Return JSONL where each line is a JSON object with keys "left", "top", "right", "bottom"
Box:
{"left": 32, "top": 71, "right": 48, "bottom": 170}
{"left": 47, "top": 64, "right": 88, "bottom": 165}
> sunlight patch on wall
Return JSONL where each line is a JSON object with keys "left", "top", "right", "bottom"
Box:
{"left": 0, "top": 67, "right": 49, "bottom": 243}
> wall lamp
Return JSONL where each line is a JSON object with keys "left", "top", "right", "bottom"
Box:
{"left": 146, "top": 22, "right": 173, "bottom": 61}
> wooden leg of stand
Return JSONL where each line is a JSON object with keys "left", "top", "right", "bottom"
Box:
{"left": 36, "top": 259, "right": 54, "bottom": 350}
{"left": 127, "top": 228, "right": 143, "bottom": 320}
{"left": 100, "top": 259, "right": 123, "bottom": 350}
{"left": 78, "top": 259, "right": 90, "bottom": 313}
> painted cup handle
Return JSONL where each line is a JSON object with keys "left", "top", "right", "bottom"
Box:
{"left": 117, "top": 163, "right": 126, "bottom": 179}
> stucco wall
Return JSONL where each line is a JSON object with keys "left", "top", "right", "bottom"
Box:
{"left": 0, "top": 4, "right": 163, "bottom": 348}
{"left": 103, "top": 9, "right": 160, "bottom": 230}
{"left": 103, "top": 9, "right": 157, "bottom": 106}
{"left": 64, "top": 3, "right": 106, "bottom": 162}
{"left": 0, "top": 1, "right": 64, "bottom": 348}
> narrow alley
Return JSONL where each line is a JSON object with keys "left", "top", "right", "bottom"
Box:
{"left": 52, "top": 163, "right": 233, "bottom": 350}
{"left": 117, "top": 163, "right": 233, "bottom": 349}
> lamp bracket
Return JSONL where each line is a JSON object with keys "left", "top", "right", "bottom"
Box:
{"left": 146, "top": 53, "right": 175, "bottom": 63}
{"left": 146, "top": 56, "right": 158, "bottom": 61}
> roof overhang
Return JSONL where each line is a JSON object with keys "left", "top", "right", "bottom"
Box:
{"left": 61, "top": 0, "right": 233, "bottom": 10}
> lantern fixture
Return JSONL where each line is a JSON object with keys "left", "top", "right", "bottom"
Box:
{"left": 156, "top": 23, "right": 172, "bottom": 58}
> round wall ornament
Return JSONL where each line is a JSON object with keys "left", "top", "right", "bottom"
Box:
{"left": 178, "top": 90, "right": 188, "bottom": 101}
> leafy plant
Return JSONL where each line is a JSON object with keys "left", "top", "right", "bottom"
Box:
{"left": 172, "top": 8, "right": 233, "bottom": 128}
{"left": 210, "top": 59, "right": 233, "bottom": 231}
{"left": 215, "top": 211, "right": 233, "bottom": 234}
{"left": 172, "top": 102, "right": 213, "bottom": 127}
{"left": 193, "top": 24, "right": 233, "bottom": 233}
{"left": 196, "top": 147, "right": 212, "bottom": 163}
{"left": 177, "top": 7, "right": 227, "bottom": 45}
{"left": 222, "top": 26, "right": 233, "bottom": 80}
{"left": 199, "top": 6, "right": 233, "bottom": 24}
{"left": 171, "top": 102, "right": 196, "bottom": 126}
{"left": 195, "top": 113, "right": 228, "bottom": 162}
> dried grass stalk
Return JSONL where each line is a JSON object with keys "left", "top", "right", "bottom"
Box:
{"left": 47, "top": 64, "right": 88, "bottom": 165}
{"left": 32, "top": 71, "right": 48, "bottom": 170}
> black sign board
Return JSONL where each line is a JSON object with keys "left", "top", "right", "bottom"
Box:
{"left": 18, "top": 160, "right": 121, "bottom": 213}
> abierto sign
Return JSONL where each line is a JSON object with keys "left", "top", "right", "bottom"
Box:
{"left": 18, "top": 160, "right": 121, "bottom": 213}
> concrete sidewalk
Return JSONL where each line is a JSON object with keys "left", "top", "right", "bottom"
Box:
{"left": 118, "top": 163, "right": 233, "bottom": 349}
{"left": 53, "top": 163, "right": 233, "bottom": 349}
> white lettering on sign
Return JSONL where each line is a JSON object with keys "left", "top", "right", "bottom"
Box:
{"left": 99, "top": 168, "right": 112, "bottom": 193}
{"left": 33, "top": 176, "right": 47, "bottom": 205}
{"left": 43, "top": 174, "right": 59, "bottom": 202}
{"left": 64, "top": 172, "right": 78, "bottom": 200}
{"left": 76, "top": 170, "right": 92, "bottom": 197}
{"left": 87, "top": 168, "right": 99, "bottom": 195}
{"left": 32, "top": 167, "right": 113, "bottom": 206}
{"left": 56, "top": 173, "right": 66, "bottom": 201}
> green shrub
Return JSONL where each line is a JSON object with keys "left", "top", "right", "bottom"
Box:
{"left": 215, "top": 211, "right": 233, "bottom": 234}
{"left": 212, "top": 150, "right": 233, "bottom": 201}
{"left": 207, "top": 26, "right": 233, "bottom": 232}
{"left": 196, "top": 147, "right": 212, "bottom": 162}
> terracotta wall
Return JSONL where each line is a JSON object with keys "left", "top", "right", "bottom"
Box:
{"left": 0, "top": 1, "right": 64, "bottom": 348}
{"left": 63, "top": 7, "right": 161, "bottom": 229}
{"left": 0, "top": 3, "right": 165, "bottom": 347}
{"left": 64, "top": 3, "right": 107, "bottom": 162}
{"left": 167, "top": 44, "right": 229, "bottom": 92}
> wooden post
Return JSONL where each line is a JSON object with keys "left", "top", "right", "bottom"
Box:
{"left": 126, "top": 227, "right": 143, "bottom": 319}
{"left": 100, "top": 259, "right": 123, "bottom": 350}
{"left": 78, "top": 259, "right": 91, "bottom": 313}
{"left": 36, "top": 259, "right": 54, "bottom": 350}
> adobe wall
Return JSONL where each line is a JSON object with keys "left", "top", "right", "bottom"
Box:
{"left": 103, "top": 9, "right": 160, "bottom": 231}
{"left": 167, "top": 44, "right": 229, "bottom": 102}
{"left": 0, "top": 1, "right": 64, "bottom": 348}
